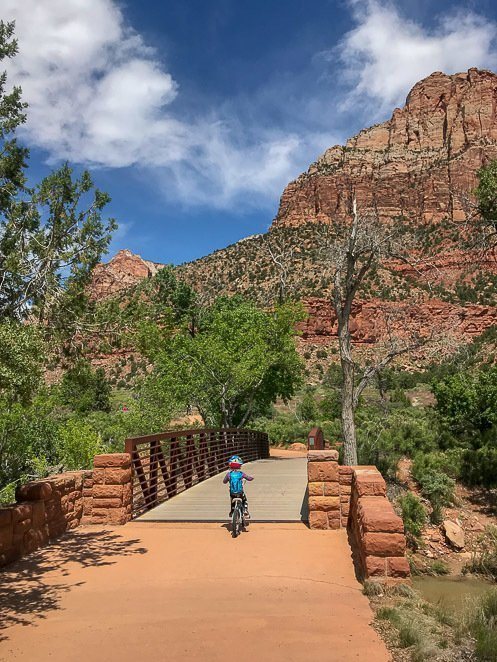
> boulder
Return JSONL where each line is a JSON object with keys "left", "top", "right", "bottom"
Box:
{"left": 443, "top": 520, "right": 465, "bottom": 550}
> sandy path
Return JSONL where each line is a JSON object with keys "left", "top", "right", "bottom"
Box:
{"left": 0, "top": 522, "right": 389, "bottom": 662}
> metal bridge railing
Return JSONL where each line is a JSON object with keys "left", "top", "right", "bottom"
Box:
{"left": 125, "top": 428, "right": 269, "bottom": 518}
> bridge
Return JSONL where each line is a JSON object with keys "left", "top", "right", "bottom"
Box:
{"left": 0, "top": 427, "right": 397, "bottom": 661}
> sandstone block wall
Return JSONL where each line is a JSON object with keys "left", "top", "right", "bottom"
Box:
{"left": 307, "top": 454, "right": 410, "bottom": 582}
{"left": 0, "top": 453, "right": 133, "bottom": 568}
{"left": 86, "top": 453, "right": 133, "bottom": 525}
{"left": 0, "top": 471, "right": 89, "bottom": 567}
{"left": 348, "top": 468, "right": 410, "bottom": 582}
{"left": 307, "top": 450, "right": 352, "bottom": 529}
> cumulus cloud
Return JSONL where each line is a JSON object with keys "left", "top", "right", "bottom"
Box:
{"left": 336, "top": 1, "right": 497, "bottom": 111}
{"left": 3, "top": 0, "right": 497, "bottom": 210}
{"left": 0, "top": 0, "right": 330, "bottom": 209}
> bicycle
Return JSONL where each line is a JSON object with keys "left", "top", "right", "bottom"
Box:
{"left": 231, "top": 494, "right": 250, "bottom": 538}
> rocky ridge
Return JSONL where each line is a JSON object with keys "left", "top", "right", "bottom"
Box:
{"left": 274, "top": 68, "right": 497, "bottom": 228}
{"left": 89, "top": 69, "right": 497, "bottom": 373}
{"left": 90, "top": 249, "right": 164, "bottom": 300}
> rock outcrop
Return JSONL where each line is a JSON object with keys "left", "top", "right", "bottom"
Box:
{"left": 300, "top": 297, "right": 497, "bottom": 344}
{"left": 90, "top": 249, "right": 164, "bottom": 299}
{"left": 273, "top": 68, "right": 497, "bottom": 229}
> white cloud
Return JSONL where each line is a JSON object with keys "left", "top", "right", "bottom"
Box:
{"left": 0, "top": 0, "right": 330, "bottom": 210}
{"left": 3, "top": 0, "right": 496, "bottom": 211}
{"left": 337, "top": 0, "right": 497, "bottom": 111}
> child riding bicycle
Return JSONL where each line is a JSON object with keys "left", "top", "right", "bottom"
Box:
{"left": 223, "top": 455, "right": 253, "bottom": 519}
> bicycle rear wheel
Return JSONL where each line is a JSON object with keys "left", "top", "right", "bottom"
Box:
{"left": 232, "top": 505, "right": 241, "bottom": 538}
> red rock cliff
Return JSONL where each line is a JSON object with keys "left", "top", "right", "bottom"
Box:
{"left": 90, "top": 249, "right": 164, "bottom": 299}
{"left": 273, "top": 68, "right": 497, "bottom": 228}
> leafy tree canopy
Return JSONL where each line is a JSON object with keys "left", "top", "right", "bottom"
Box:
{"left": 58, "top": 360, "right": 111, "bottom": 414}
{"left": 146, "top": 297, "right": 304, "bottom": 427}
{"left": 433, "top": 367, "right": 497, "bottom": 442}
{"left": 0, "top": 319, "right": 44, "bottom": 405}
{"left": 0, "top": 21, "right": 115, "bottom": 329}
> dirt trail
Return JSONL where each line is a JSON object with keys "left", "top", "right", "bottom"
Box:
{"left": 1, "top": 522, "right": 390, "bottom": 662}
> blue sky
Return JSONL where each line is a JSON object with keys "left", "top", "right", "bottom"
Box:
{"left": 3, "top": 0, "right": 497, "bottom": 264}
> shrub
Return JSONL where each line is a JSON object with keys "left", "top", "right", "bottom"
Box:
{"left": 356, "top": 407, "right": 439, "bottom": 480}
{"left": 296, "top": 389, "right": 318, "bottom": 422}
{"left": 0, "top": 397, "right": 61, "bottom": 496}
{"left": 398, "top": 492, "right": 426, "bottom": 543}
{"left": 398, "top": 623, "right": 421, "bottom": 648}
{"left": 377, "top": 606, "right": 400, "bottom": 623}
{"left": 412, "top": 456, "right": 456, "bottom": 522}
{"left": 57, "top": 419, "right": 104, "bottom": 470}
{"left": 253, "top": 413, "right": 309, "bottom": 446}
{"left": 411, "top": 450, "right": 463, "bottom": 481}
{"left": 425, "top": 559, "right": 450, "bottom": 576}
{"left": 461, "top": 445, "right": 497, "bottom": 488}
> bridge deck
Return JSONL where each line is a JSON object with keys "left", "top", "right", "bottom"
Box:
{"left": 137, "top": 453, "right": 308, "bottom": 522}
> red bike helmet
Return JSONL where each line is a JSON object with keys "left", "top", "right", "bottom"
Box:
{"left": 228, "top": 455, "right": 243, "bottom": 469}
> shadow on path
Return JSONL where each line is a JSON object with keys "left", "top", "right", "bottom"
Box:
{"left": 0, "top": 529, "right": 147, "bottom": 642}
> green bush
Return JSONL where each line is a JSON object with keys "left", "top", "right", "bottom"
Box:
{"left": 0, "top": 397, "right": 61, "bottom": 499}
{"left": 254, "top": 413, "right": 310, "bottom": 446}
{"left": 296, "top": 389, "right": 318, "bottom": 422}
{"left": 424, "top": 559, "right": 450, "bottom": 576}
{"left": 412, "top": 460, "right": 455, "bottom": 523}
{"left": 461, "top": 445, "right": 497, "bottom": 488}
{"left": 56, "top": 419, "right": 104, "bottom": 470}
{"left": 356, "top": 407, "right": 439, "bottom": 479}
{"left": 411, "top": 450, "right": 463, "bottom": 481}
{"left": 433, "top": 367, "right": 497, "bottom": 441}
{"left": 398, "top": 491, "right": 426, "bottom": 542}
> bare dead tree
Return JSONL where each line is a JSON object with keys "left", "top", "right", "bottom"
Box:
{"left": 320, "top": 198, "right": 436, "bottom": 465}
{"left": 264, "top": 232, "right": 295, "bottom": 304}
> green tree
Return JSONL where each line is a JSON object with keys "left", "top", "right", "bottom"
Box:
{"left": 59, "top": 360, "right": 112, "bottom": 414}
{"left": 147, "top": 297, "right": 304, "bottom": 427}
{"left": 0, "top": 319, "right": 44, "bottom": 404}
{"left": 297, "top": 387, "right": 318, "bottom": 422}
{"left": 0, "top": 22, "right": 115, "bottom": 326}
{"left": 433, "top": 368, "right": 497, "bottom": 440}
{"left": 475, "top": 159, "right": 497, "bottom": 227}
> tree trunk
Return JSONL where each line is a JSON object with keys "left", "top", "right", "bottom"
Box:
{"left": 340, "top": 355, "right": 358, "bottom": 465}
{"left": 337, "top": 310, "right": 358, "bottom": 465}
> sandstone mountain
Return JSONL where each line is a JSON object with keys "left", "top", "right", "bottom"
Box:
{"left": 90, "top": 249, "right": 164, "bottom": 300}
{"left": 89, "top": 69, "right": 497, "bottom": 375}
{"left": 275, "top": 68, "right": 497, "bottom": 228}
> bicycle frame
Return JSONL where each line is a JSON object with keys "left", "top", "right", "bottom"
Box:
{"left": 231, "top": 497, "right": 245, "bottom": 538}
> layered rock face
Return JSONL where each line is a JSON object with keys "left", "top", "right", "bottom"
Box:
{"left": 274, "top": 68, "right": 497, "bottom": 228}
{"left": 90, "top": 249, "right": 164, "bottom": 299}
{"left": 300, "top": 297, "right": 497, "bottom": 344}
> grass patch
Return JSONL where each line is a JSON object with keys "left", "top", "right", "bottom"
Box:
{"left": 425, "top": 559, "right": 451, "bottom": 576}
{"left": 363, "top": 580, "right": 384, "bottom": 596}
{"left": 398, "top": 622, "right": 421, "bottom": 648}
{"left": 466, "top": 589, "right": 497, "bottom": 661}
{"left": 377, "top": 606, "right": 401, "bottom": 624}
{"left": 464, "top": 526, "right": 497, "bottom": 581}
